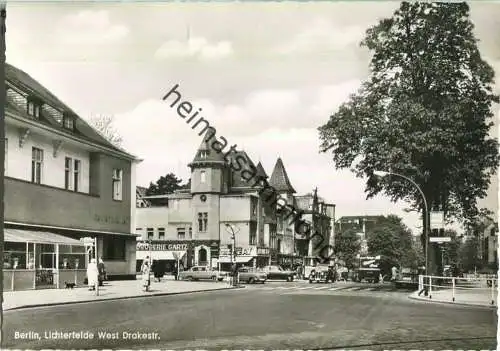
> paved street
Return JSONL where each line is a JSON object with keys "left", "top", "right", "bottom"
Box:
{"left": 4, "top": 284, "right": 496, "bottom": 350}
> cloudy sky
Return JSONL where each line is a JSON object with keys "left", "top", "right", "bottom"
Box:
{"left": 6, "top": 2, "right": 499, "bottom": 233}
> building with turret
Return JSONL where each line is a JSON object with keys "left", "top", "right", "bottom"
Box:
{"left": 135, "top": 134, "right": 335, "bottom": 272}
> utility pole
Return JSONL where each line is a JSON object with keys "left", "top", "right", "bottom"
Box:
{"left": 0, "top": 2, "right": 6, "bottom": 347}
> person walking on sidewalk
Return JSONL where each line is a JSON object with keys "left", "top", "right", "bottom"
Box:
{"left": 87, "top": 259, "right": 99, "bottom": 291}
{"left": 141, "top": 257, "right": 151, "bottom": 292}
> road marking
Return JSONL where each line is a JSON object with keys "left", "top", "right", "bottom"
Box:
{"left": 328, "top": 287, "right": 342, "bottom": 291}
{"left": 314, "top": 286, "right": 330, "bottom": 290}
{"left": 297, "top": 287, "right": 311, "bottom": 290}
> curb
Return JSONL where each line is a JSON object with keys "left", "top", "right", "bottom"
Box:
{"left": 408, "top": 293, "right": 496, "bottom": 309}
{"left": 4, "top": 286, "right": 241, "bottom": 312}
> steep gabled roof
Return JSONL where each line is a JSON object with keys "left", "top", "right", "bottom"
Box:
{"left": 269, "top": 157, "right": 296, "bottom": 193}
{"left": 190, "top": 132, "right": 226, "bottom": 165}
{"left": 5, "top": 63, "right": 137, "bottom": 160}
{"left": 229, "top": 150, "right": 259, "bottom": 188}
{"left": 255, "top": 162, "right": 268, "bottom": 179}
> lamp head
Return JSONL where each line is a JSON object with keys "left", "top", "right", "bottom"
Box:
{"left": 373, "top": 170, "right": 389, "bottom": 177}
{"left": 225, "top": 223, "right": 231, "bottom": 228}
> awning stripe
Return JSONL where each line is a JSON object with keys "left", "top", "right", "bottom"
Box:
{"left": 5, "top": 229, "right": 85, "bottom": 245}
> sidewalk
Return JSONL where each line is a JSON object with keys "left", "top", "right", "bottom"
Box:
{"left": 409, "top": 287, "right": 497, "bottom": 308}
{"left": 3, "top": 277, "right": 236, "bottom": 311}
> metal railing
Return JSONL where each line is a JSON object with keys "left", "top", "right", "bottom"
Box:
{"left": 418, "top": 274, "right": 498, "bottom": 306}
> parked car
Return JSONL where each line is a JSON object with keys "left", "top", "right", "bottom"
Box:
{"left": 263, "top": 265, "right": 295, "bottom": 281}
{"left": 354, "top": 267, "right": 381, "bottom": 283}
{"left": 178, "top": 266, "right": 224, "bottom": 281}
{"left": 309, "top": 265, "right": 336, "bottom": 284}
{"left": 238, "top": 267, "right": 267, "bottom": 284}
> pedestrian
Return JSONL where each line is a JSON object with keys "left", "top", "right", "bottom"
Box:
{"left": 152, "top": 260, "right": 163, "bottom": 282}
{"left": 141, "top": 257, "right": 151, "bottom": 292}
{"left": 97, "top": 257, "right": 106, "bottom": 285}
{"left": 391, "top": 265, "right": 398, "bottom": 282}
{"left": 230, "top": 262, "right": 238, "bottom": 286}
{"left": 173, "top": 262, "right": 179, "bottom": 281}
{"left": 86, "top": 258, "right": 99, "bottom": 291}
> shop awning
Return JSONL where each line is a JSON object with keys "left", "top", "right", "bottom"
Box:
{"left": 136, "top": 250, "right": 186, "bottom": 260}
{"left": 5, "top": 229, "right": 84, "bottom": 245}
{"left": 217, "top": 256, "right": 254, "bottom": 264}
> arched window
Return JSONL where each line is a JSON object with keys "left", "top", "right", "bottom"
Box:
{"left": 198, "top": 247, "right": 207, "bottom": 266}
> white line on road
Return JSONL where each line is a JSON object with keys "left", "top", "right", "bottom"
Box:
{"left": 314, "top": 286, "right": 330, "bottom": 290}
{"left": 297, "top": 287, "right": 311, "bottom": 290}
{"left": 328, "top": 287, "right": 342, "bottom": 291}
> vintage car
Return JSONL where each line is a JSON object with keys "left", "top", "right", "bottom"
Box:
{"left": 354, "top": 267, "right": 381, "bottom": 283}
{"left": 309, "top": 265, "right": 336, "bottom": 284}
{"left": 263, "top": 265, "right": 295, "bottom": 281}
{"left": 237, "top": 267, "right": 267, "bottom": 284}
{"left": 178, "top": 266, "right": 224, "bottom": 281}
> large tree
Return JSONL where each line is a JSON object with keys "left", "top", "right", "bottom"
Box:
{"left": 334, "top": 229, "right": 361, "bottom": 269}
{"left": 318, "top": 2, "right": 499, "bottom": 274}
{"left": 366, "top": 215, "right": 417, "bottom": 273}
{"left": 88, "top": 114, "right": 123, "bottom": 147}
{"left": 146, "top": 173, "right": 183, "bottom": 196}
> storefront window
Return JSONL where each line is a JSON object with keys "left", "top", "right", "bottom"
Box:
{"left": 102, "top": 237, "right": 126, "bottom": 261}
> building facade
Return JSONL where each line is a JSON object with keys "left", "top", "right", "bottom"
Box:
{"left": 3, "top": 63, "right": 139, "bottom": 288}
{"left": 135, "top": 134, "right": 336, "bottom": 271}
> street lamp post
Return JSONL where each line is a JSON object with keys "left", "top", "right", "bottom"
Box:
{"left": 373, "top": 170, "right": 429, "bottom": 276}
{"left": 225, "top": 224, "right": 237, "bottom": 286}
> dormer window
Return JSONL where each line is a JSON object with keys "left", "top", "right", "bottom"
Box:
{"left": 63, "top": 114, "right": 74, "bottom": 130}
{"left": 199, "top": 150, "right": 208, "bottom": 158}
{"left": 27, "top": 100, "right": 41, "bottom": 119}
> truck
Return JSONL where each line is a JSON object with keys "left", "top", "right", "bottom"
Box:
{"left": 353, "top": 255, "right": 382, "bottom": 283}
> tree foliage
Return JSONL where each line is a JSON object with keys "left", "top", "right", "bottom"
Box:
{"left": 89, "top": 114, "right": 123, "bottom": 147}
{"left": 334, "top": 229, "right": 361, "bottom": 269}
{"left": 458, "top": 236, "right": 482, "bottom": 272}
{"left": 318, "top": 2, "right": 498, "bottom": 227}
{"left": 443, "top": 230, "right": 462, "bottom": 267}
{"left": 366, "top": 215, "right": 420, "bottom": 272}
{"left": 146, "top": 173, "right": 183, "bottom": 196}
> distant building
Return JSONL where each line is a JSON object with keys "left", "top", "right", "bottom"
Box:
{"left": 3, "top": 63, "right": 140, "bottom": 290}
{"left": 135, "top": 134, "right": 335, "bottom": 271}
{"left": 481, "top": 220, "right": 498, "bottom": 266}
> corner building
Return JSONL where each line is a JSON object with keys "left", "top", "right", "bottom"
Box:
{"left": 3, "top": 64, "right": 140, "bottom": 290}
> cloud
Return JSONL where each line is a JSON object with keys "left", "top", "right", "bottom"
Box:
{"left": 278, "top": 18, "right": 365, "bottom": 55}
{"left": 56, "top": 10, "right": 129, "bottom": 45}
{"left": 155, "top": 37, "right": 233, "bottom": 60}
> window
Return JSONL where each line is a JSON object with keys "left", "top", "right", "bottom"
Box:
{"left": 252, "top": 199, "right": 257, "bottom": 216}
{"left": 65, "top": 158, "right": 81, "bottom": 191}
{"left": 136, "top": 228, "right": 142, "bottom": 233}
{"left": 200, "top": 170, "right": 206, "bottom": 183}
{"left": 199, "top": 150, "right": 208, "bottom": 158}
{"left": 146, "top": 228, "right": 154, "bottom": 240}
{"left": 74, "top": 159, "right": 81, "bottom": 192}
{"left": 31, "top": 147, "right": 43, "bottom": 184}
{"left": 27, "top": 100, "right": 41, "bottom": 119}
{"left": 188, "top": 227, "right": 192, "bottom": 239}
{"left": 158, "top": 227, "right": 165, "bottom": 240}
{"left": 102, "top": 237, "right": 126, "bottom": 261}
{"left": 177, "top": 228, "right": 186, "bottom": 240}
{"left": 198, "top": 212, "right": 208, "bottom": 232}
{"left": 63, "top": 115, "right": 74, "bottom": 130}
{"left": 4, "top": 138, "right": 7, "bottom": 174}
{"left": 65, "top": 157, "right": 72, "bottom": 189}
{"left": 250, "top": 230, "right": 257, "bottom": 246}
{"left": 112, "top": 169, "right": 123, "bottom": 200}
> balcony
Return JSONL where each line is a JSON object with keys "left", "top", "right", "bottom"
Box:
{"left": 5, "top": 176, "right": 131, "bottom": 234}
